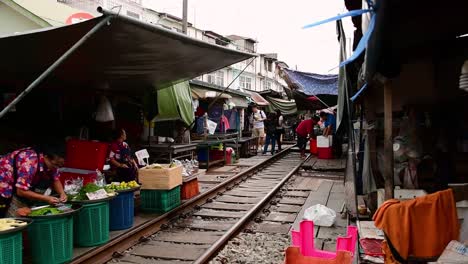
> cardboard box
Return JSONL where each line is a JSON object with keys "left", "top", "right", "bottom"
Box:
{"left": 139, "top": 165, "right": 183, "bottom": 190}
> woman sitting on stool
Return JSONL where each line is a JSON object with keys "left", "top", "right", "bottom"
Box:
{"left": 108, "top": 128, "right": 139, "bottom": 183}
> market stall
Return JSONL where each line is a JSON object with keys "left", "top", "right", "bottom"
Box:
{"left": 335, "top": 0, "right": 468, "bottom": 262}
{"left": 0, "top": 7, "right": 254, "bottom": 263}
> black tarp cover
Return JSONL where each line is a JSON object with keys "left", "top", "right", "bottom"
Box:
{"left": 0, "top": 14, "right": 254, "bottom": 94}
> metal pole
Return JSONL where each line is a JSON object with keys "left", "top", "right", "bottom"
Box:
{"left": 384, "top": 80, "right": 394, "bottom": 200}
{"left": 0, "top": 16, "right": 112, "bottom": 119}
{"left": 182, "top": 0, "right": 188, "bottom": 34}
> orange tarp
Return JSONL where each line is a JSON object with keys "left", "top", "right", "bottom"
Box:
{"left": 373, "top": 189, "right": 459, "bottom": 262}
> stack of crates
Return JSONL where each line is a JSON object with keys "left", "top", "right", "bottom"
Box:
{"left": 139, "top": 164, "right": 183, "bottom": 213}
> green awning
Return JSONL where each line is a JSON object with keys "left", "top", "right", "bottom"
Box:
{"left": 155, "top": 81, "right": 194, "bottom": 127}
{"left": 266, "top": 96, "right": 297, "bottom": 115}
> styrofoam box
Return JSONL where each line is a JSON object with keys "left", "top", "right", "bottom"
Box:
{"left": 457, "top": 200, "right": 468, "bottom": 242}
{"left": 377, "top": 188, "right": 428, "bottom": 207}
{"left": 317, "top": 136, "right": 333, "bottom": 148}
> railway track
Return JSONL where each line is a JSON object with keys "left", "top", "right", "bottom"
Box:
{"left": 71, "top": 148, "right": 307, "bottom": 264}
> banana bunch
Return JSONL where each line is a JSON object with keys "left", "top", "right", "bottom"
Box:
{"left": 108, "top": 181, "right": 139, "bottom": 191}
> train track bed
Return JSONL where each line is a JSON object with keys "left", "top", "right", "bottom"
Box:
{"left": 209, "top": 164, "right": 346, "bottom": 263}
{"left": 68, "top": 147, "right": 293, "bottom": 264}
{"left": 105, "top": 151, "right": 347, "bottom": 264}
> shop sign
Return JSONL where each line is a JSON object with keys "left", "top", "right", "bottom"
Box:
{"left": 66, "top": 13, "right": 94, "bottom": 25}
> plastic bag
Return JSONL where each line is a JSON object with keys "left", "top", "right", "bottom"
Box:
{"left": 95, "top": 96, "right": 114, "bottom": 122}
{"left": 303, "top": 204, "right": 336, "bottom": 227}
{"left": 64, "top": 178, "right": 83, "bottom": 196}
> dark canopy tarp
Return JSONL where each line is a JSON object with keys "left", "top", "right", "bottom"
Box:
{"left": 247, "top": 91, "right": 270, "bottom": 106}
{"left": 282, "top": 69, "right": 338, "bottom": 110}
{"left": 155, "top": 81, "right": 194, "bottom": 127}
{"left": 265, "top": 96, "right": 297, "bottom": 115}
{"left": 0, "top": 13, "right": 254, "bottom": 94}
{"left": 283, "top": 69, "right": 338, "bottom": 96}
{"left": 365, "top": 0, "right": 468, "bottom": 79}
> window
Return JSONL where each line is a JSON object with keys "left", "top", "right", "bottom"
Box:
{"left": 264, "top": 81, "right": 272, "bottom": 90}
{"left": 126, "top": 11, "right": 140, "bottom": 19}
{"left": 239, "top": 76, "right": 252, "bottom": 90}
{"left": 215, "top": 71, "right": 224, "bottom": 86}
{"left": 207, "top": 71, "right": 224, "bottom": 86}
{"left": 264, "top": 60, "right": 273, "bottom": 72}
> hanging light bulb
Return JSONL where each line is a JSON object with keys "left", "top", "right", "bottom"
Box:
{"left": 459, "top": 60, "right": 468, "bottom": 91}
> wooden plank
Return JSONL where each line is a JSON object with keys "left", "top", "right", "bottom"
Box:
{"left": 316, "top": 226, "right": 346, "bottom": 240}
{"left": 331, "top": 183, "right": 345, "bottom": 193}
{"left": 216, "top": 195, "right": 260, "bottom": 204}
{"left": 292, "top": 180, "right": 333, "bottom": 231}
{"left": 279, "top": 197, "right": 307, "bottom": 205}
{"left": 223, "top": 190, "right": 267, "bottom": 197}
{"left": 255, "top": 222, "right": 291, "bottom": 234}
{"left": 276, "top": 205, "right": 302, "bottom": 213}
{"left": 176, "top": 219, "right": 235, "bottom": 231}
{"left": 197, "top": 175, "right": 224, "bottom": 183}
{"left": 284, "top": 191, "right": 310, "bottom": 198}
{"left": 132, "top": 241, "right": 207, "bottom": 260}
{"left": 312, "top": 159, "right": 346, "bottom": 171}
{"left": 201, "top": 202, "right": 252, "bottom": 211}
{"left": 193, "top": 209, "right": 244, "bottom": 218}
{"left": 287, "top": 177, "right": 323, "bottom": 191}
{"left": 121, "top": 255, "right": 192, "bottom": 264}
{"left": 265, "top": 212, "right": 297, "bottom": 223}
{"left": 153, "top": 230, "right": 223, "bottom": 244}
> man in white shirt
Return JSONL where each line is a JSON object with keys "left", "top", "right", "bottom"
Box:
{"left": 250, "top": 104, "right": 266, "bottom": 149}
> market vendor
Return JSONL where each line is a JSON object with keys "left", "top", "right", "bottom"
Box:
{"left": 320, "top": 111, "right": 336, "bottom": 137}
{"left": 0, "top": 145, "right": 67, "bottom": 218}
{"left": 108, "top": 128, "right": 139, "bottom": 183}
{"left": 296, "top": 116, "right": 320, "bottom": 158}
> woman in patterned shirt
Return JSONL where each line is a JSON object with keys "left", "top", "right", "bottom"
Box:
{"left": 108, "top": 129, "right": 139, "bottom": 182}
{"left": 0, "top": 145, "right": 67, "bottom": 217}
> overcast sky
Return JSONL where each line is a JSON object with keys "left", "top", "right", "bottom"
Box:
{"left": 142, "top": 0, "right": 354, "bottom": 74}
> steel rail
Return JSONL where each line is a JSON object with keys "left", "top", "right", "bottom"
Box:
{"left": 193, "top": 153, "right": 309, "bottom": 263}
{"left": 70, "top": 147, "right": 295, "bottom": 264}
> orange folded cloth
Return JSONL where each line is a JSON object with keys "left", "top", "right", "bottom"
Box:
{"left": 373, "top": 189, "right": 459, "bottom": 262}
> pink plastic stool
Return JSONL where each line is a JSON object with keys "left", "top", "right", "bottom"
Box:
{"left": 291, "top": 220, "right": 358, "bottom": 258}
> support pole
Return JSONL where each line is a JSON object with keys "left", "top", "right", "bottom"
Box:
{"left": 0, "top": 16, "right": 112, "bottom": 119}
{"left": 383, "top": 81, "right": 394, "bottom": 200}
{"left": 182, "top": 0, "right": 188, "bottom": 34}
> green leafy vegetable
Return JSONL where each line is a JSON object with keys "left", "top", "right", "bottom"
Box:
{"left": 29, "top": 207, "right": 62, "bottom": 216}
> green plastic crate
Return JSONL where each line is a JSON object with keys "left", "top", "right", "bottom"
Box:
{"left": 74, "top": 202, "right": 109, "bottom": 247}
{"left": 0, "top": 232, "right": 22, "bottom": 264}
{"left": 141, "top": 186, "right": 181, "bottom": 213}
{"left": 28, "top": 216, "right": 73, "bottom": 264}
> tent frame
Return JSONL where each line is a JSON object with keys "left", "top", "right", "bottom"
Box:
{"left": 0, "top": 16, "right": 112, "bottom": 119}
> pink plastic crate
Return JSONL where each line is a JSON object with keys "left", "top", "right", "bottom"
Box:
{"left": 291, "top": 220, "right": 358, "bottom": 259}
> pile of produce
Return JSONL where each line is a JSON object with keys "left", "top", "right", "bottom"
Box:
{"left": 106, "top": 181, "right": 139, "bottom": 191}
{"left": 0, "top": 219, "right": 27, "bottom": 231}
{"left": 69, "top": 183, "right": 116, "bottom": 201}
{"left": 29, "top": 207, "right": 62, "bottom": 216}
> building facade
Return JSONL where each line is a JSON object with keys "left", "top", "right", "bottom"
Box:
{"left": 59, "top": 0, "right": 287, "bottom": 93}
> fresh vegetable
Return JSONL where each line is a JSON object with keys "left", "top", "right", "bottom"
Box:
{"left": 0, "top": 219, "right": 27, "bottom": 231}
{"left": 70, "top": 183, "right": 116, "bottom": 201}
{"left": 107, "top": 181, "right": 139, "bottom": 191}
{"left": 29, "top": 207, "right": 62, "bottom": 216}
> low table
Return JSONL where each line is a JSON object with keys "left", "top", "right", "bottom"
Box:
{"left": 226, "top": 137, "right": 258, "bottom": 158}
{"left": 139, "top": 143, "right": 197, "bottom": 163}
{"left": 193, "top": 140, "right": 228, "bottom": 170}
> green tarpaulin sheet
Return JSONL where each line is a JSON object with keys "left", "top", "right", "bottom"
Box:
{"left": 155, "top": 81, "right": 194, "bottom": 127}
{"left": 266, "top": 96, "right": 297, "bottom": 115}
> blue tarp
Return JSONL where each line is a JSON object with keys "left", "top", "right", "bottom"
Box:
{"left": 283, "top": 69, "right": 338, "bottom": 96}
